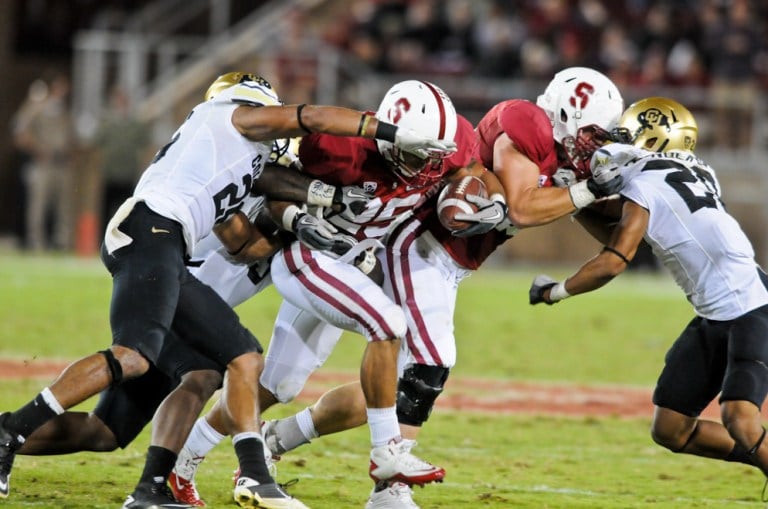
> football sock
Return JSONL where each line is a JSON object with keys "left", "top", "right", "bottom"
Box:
{"left": 138, "top": 446, "right": 177, "bottom": 486}
{"left": 269, "top": 413, "right": 314, "bottom": 454}
{"left": 174, "top": 417, "right": 225, "bottom": 479}
{"left": 295, "top": 408, "right": 320, "bottom": 441}
{"left": 367, "top": 406, "right": 399, "bottom": 447}
{"left": 5, "top": 390, "right": 62, "bottom": 439}
{"left": 233, "top": 434, "right": 272, "bottom": 483}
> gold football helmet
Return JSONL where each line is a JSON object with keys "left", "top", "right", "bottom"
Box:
{"left": 618, "top": 97, "right": 698, "bottom": 153}
{"left": 204, "top": 72, "right": 273, "bottom": 101}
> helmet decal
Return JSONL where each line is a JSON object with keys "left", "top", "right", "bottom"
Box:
{"left": 374, "top": 80, "right": 457, "bottom": 188}
{"left": 637, "top": 108, "right": 672, "bottom": 133}
{"left": 619, "top": 97, "right": 697, "bottom": 153}
{"left": 569, "top": 82, "right": 595, "bottom": 110}
{"left": 537, "top": 67, "right": 624, "bottom": 178}
{"left": 388, "top": 97, "right": 411, "bottom": 124}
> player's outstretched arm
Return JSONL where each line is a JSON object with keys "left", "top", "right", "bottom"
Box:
{"left": 530, "top": 200, "right": 648, "bottom": 305}
{"left": 252, "top": 164, "right": 372, "bottom": 215}
{"left": 232, "top": 104, "right": 456, "bottom": 154}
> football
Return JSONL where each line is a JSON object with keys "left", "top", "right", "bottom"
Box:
{"left": 437, "top": 176, "right": 488, "bottom": 233}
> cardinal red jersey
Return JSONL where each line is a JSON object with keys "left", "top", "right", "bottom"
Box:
{"left": 299, "top": 114, "right": 476, "bottom": 240}
{"left": 413, "top": 99, "right": 557, "bottom": 270}
{"left": 476, "top": 99, "right": 558, "bottom": 186}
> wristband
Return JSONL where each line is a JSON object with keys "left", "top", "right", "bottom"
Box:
{"left": 357, "top": 114, "right": 372, "bottom": 136}
{"left": 568, "top": 180, "right": 597, "bottom": 209}
{"left": 549, "top": 281, "right": 570, "bottom": 302}
{"left": 306, "top": 180, "right": 336, "bottom": 207}
{"left": 374, "top": 121, "right": 397, "bottom": 142}
{"left": 296, "top": 104, "right": 311, "bottom": 133}
{"left": 602, "top": 246, "right": 630, "bottom": 265}
{"left": 282, "top": 204, "right": 302, "bottom": 232}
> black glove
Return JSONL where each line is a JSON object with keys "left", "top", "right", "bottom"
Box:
{"left": 332, "top": 185, "right": 373, "bottom": 218}
{"left": 453, "top": 194, "right": 509, "bottom": 237}
{"left": 529, "top": 274, "right": 558, "bottom": 305}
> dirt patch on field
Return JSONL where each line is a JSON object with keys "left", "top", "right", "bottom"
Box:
{"left": 0, "top": 359, "right": 73, "bottom": 381}
{"left": 1, "top": 358, "right": 729, "bottom": 420}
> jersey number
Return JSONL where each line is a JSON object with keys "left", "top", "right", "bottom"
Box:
{"left": 642, "top": 160, "right": 720, "bottom": 213}
{"left": 213, "top": 174, "right": 253, "bottom": 224}
{"left": 152, "top": 132, "right": 180, "bottom": 164}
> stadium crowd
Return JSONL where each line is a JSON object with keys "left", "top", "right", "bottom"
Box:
{"left": 322, "top": 0, "right": 767, "bottom": 84}
{"left": 317, "top": 0, "right": 767, "bottom": 149}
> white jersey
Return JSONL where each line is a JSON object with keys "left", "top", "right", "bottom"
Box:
{"left": 612, "top": 145, "right": 768, "bottom": 320}
{"left": 188, "top": 194, "right": 272, "bottom": 307}
{"left": 133, "top": 80, "right": 282, "bottom": 254}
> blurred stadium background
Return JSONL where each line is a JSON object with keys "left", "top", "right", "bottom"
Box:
{"left": 1, "top": 0, "right": 767, "bottom": 266}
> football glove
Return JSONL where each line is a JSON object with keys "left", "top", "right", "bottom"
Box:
{"left": 332, "top": 185, "right": 373, "bottom": 219}
{"left": 552, "top": 168, "right": 577, "bottom": 188}
{"left": 529, "top": 274, "right": 558, "bottom": 305}
{"left": 293, "top": 212, "right": 339, "bottom": 251}
{"left": 453, "top": 194, "right": 509, "bottom": 237}
{"left": 394, "top": 126, "right": 457, "bottom": 160}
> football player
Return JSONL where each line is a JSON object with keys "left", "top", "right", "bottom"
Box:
{"left": 262, "top": 68, "right": 624, "bottom": 509}
{"left": 529, "top": 97, "right": 768, "bottom": 497}
{"left": 170, "top": 80, "right": 502, "bottom": 508}
{"left": 0, "top": 72, "right": 453, "bottom": 509}
{"left": 171, "top": 68, "right": 625, "bottom": 509}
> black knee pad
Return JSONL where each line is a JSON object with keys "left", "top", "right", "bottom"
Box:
{"left": 99, "top": 349, "right": 124, "bottom": 386}
{"left": 396, "top": 364, "right": 450, "bottom": 426}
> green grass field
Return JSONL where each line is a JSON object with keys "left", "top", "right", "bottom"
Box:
{"left": 0, "top": 253, "right": 764, "bottom": 508}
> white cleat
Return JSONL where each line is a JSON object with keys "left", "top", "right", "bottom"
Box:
{"left": 365, "top": 482, "right": 420, "bottom": 509}
{"left": 369, "top": 439, "right": 445, "bottom": 487}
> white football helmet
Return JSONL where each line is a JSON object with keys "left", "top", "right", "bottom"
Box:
{"left": 536, "top": 67, "right": 624, "bottom": 178}
{"left": 375, "top": 80, "right": 458, "bottom": 188}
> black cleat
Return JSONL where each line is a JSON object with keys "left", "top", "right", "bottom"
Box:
{"left": 121, "top": 482, "right": 193, "bottom": 509}
{"left": 0, "top": 414, "right": 22, "bottom": 499}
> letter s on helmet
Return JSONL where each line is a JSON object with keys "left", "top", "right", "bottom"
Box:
{"left": 536, "top": 67, "right": 624, "bottom": 179}
{"left": 618, "top": 97, "right": 698, "bottom": 153}
{"left": 375, "top": 80, "right": 458, "bottom": 188}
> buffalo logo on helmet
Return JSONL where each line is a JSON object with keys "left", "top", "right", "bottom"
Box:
{"left": 637, "top": 108, "right": 673, "bottom": 134}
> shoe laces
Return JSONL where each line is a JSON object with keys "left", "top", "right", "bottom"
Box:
{"left": 174, "top": 454, "right": 205, "bottom": 481}
{"left": 279, "top": 478, "right": 299, "bottom": 490}
{"left": 392, "top": 447, "right": 436, "bottom": 471}
{"left": 389, "top": 482, "right": 414, "bottom": 497}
